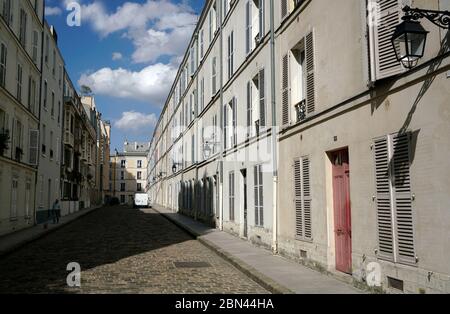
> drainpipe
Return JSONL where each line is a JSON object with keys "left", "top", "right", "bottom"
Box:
{"left": 269, "top": 0, "right": 279, "bottom": 254}
{"left": 219, "top": 1, "right": 224, "bottom": 231}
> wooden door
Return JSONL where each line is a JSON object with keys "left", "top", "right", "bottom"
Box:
{"left": 332, "top": 149, "right": 352, "bottom": 274}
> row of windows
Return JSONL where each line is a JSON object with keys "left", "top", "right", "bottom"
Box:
{"left": 120, "top": 160, "right": 144, "bottom": 168}
{"left": 119, "top": 183, "right": 142, "bottom": 192}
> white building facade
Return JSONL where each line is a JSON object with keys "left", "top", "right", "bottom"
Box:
{"left": 0, "top": 0, "right": 44, "bottom": 236}
{"left": 148, "top": 0, "right": 450, "bottom": 293}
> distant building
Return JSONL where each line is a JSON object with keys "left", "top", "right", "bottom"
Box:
{"left": 110, "top": 142, "right": 149, "bottom": 205}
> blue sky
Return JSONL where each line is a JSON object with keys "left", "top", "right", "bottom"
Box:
{"left": 45, "top": 0, "right": 205, "bottom": 152}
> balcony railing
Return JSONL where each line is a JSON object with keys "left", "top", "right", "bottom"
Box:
{"left": 294, "top": 99, "right": 307, "bottom": 123}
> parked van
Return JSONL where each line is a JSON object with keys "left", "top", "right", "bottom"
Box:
{"left": 134, "top": 193, "right": 150, "bottom": 208}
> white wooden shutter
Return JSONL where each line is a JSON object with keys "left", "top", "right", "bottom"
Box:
{"left": 281, "top": 54, "right": 290, "bottom": 126}
{"left": 374, "top": 136, "right": 394, "bottom": 261}
{"left": 305, "top": 31, "right": 315, "bottom": 115}
{"left": 29, "top": 129, "right": 39, "bottom": 166}
{"left": 246, "top": 81, "right": 252, "bottom": 137}
{"left": 374, "top": 132, "right": 415, "bottom": 264}
{"left": 294, "top": 156, "right": 312, "bottom": 240}
{"left": 259, "top": 69, "right": 266, "bottom": 127}
{"left": 232, "top": 97, "right": 237, "bottom": 146}
{"left": 223, "top": 103, "right": 227, "bottom": 149}
{"left": 391, "top": 133, "right": 415, "bottom": 264}
{"left": 245, "top": 0, "right": 252, "bottom": 54}
{"left": 368, "top": 0, "right": 406, "bottom": 81}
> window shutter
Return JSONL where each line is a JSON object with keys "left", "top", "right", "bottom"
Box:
{"left": 259, "top": 0, "right": 265, "bottom": 39}
{"left": 374, "top": 136, "right": 394, "bottom": 260}
{"left": 305, "top": 31, "right": 315, "bottom": 115}
{"left": 245, "top": 0, "right": 251, "bottom": 54}
{"left": 29, "top": 129, "right": 39, "bottom": 166}
{"left": 281, "top": 0, "right": 288, "bottom": 19}
{"left": 392, "top": 133, "right": 415, "bottom": 264}
{"left": 374, "top": 133, "right": 415, "bottom": 264}
{"left": 282, "top": 54, "right": 290, "bottom": 126}
{"left": 294, "top": 156, "right": 312, "bottom": 240}
{"left": 223, "top": 104, "right": 227, "bottom": 149}
{"left": 259, "top": 69, "right": 266, "bottom": 127}
{"left": 254, "top": 165, "right": 259, "bottom": 225}
{"left": 294, "top": 159, "right": 303, "bottom": 238}
{"left": 368, "top": 0, "right": 405, "bottom": 81}
{"left": 246, "top": 81, "right": 252, "bottom": 137}
{"left": 232, "top": 98, "right": 237, "bottom": 146}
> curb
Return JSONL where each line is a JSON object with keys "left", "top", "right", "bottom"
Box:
{"left": 153, "top": 207, "right": 294, "bottom": 294}
{"left": 0, "top": 206, "right": 102, "bottom": 258}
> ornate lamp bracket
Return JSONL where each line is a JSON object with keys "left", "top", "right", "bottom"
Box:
{"left": 403, "top": 5, "right": 450, "bottom": 29}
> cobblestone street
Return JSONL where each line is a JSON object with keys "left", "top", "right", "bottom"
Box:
{"left": 0, "top": 206, "right": 268, "bottom": 294}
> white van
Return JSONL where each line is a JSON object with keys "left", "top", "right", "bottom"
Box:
{"left": 134, "top": 193, "right": 150, "bottom": 208}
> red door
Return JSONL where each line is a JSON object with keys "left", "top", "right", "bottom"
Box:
{"left": 331, "top": 149, "right": 352, "bottom": 274}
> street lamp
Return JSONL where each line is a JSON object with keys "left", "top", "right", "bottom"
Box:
{"left": 392, "top": 6, "right": 449, "bottom": 69}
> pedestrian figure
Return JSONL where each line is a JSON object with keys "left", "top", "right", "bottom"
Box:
{"left": 52, "top": 199, "right": 61, "bottom": 224}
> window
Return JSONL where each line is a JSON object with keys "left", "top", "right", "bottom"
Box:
{"left": 42, "top": 124, "right": 46, "bottom": 155}
{"left": 137, "top": 183, "right": 142, "bottom": 192}
{"left": 0, "top": 108, "right": 5, "bottom": 132}
{"left": 11, "top": 177, "right": 18, "bottom": 219}
{"left": 120, "top": 195, "right": 125, "bottom": 204}
{"left": 254, "top": 165, "right": 264, "bottom": 226}
{"left": 137, "top": 160, "right": 142, "bottom": 168}
{"left": 0, "top": 43, "right": 7, "bottom": 87}
{"left": 246, "top": 81, "right": 252, "bottom": 137}
{"left": 294, "top": 156, "right": 312, "bottom": 240}
{"left": 57, "top": 101, "right": 61, "bottom": 123}
{"left": 49, "top": 131, "right": 54, "bottom": 159}
{"left": 245, "top": 1, "right": 252, "bottom": 54}
{"left": 251, "top": 69, "right": 265, "bottom": 133}
{"left": 229, "top": 171, "right": 235, "bottom": 221}
{"left": 200, "top": 29, "right": 204, "bottom": 60}
{"left": 43, "top": 81, "right": 47, "bottom": 109}
{"left": 137, "top": 171, "right": 142, "bottom": 180}
{"left": 52, "top": 50, "right": 56, "bottom": 76}
{"left": 19, "top": 9, "right": 27, "bottom": 47}
{"left": 227, "top": 31, "right": 234, "bottom": 79}
{"left": 14, "top": 119, "right": 23, "bottom": 150}
{"left": 120, "top": 171, "right": 124, "bottom": 180}
{"left": 120, "top": 183, "right": 125, "bottom": 192}
{"left": 200, "top": 77, "right": 205, "bottom": 112}
{"left": 45, "top": 35, "right": 49, "bottom": 63}
{"left": 51, "top": 92, "right": 55, "bottom": 117}
{"left": 16, "top": 64, "right": 23, "bottom": 102}
{"left": 32, "top": 31, "right": 39, "bottom": 64}
{"left": 2, "top": 0, "right": 11, "bottom": 25}
{"left": 190, "top": 44, "right": 196, "bottom": 75}
{"left": 212, "top": 57, "right": 217, "bottom": 95}
{"left": 28, "top": 77, "right": 37, "bottom": 115}
{"left": 281, "top": 0, "right": 303, "bottom": 19}
{"left": 374, "top": 132, "right": 415, "bottom": 265}
{"left": 121, "top": 160, "right": 126, "bottom": 168}
{"left": 29, "top": 129, "right": 39, "bottom": 165}
{"left": 246, "top": 0, "right": 264, "bottom": 54}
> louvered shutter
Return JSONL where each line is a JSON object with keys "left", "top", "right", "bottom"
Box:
{"left": 374, "top": 136, "right": 394, "bottom": 261}
{"left": 259, "top": 165, "right": 264, "bottom": 226}
{"left": 282, "top": 54, "right": 290, "bottom": 126}
{"left": 29, "top": 129, "right": 39, "bottom": 166}
{"left": 223, "top": 104, "right": 227, "bottom": 149}
{"left": 281, "top": 0, "right": 288, "bottom": 19}
{"left": 245, "top": 0, "right": 251, "bottom": 54}
{"left": 302, "top": 157, "right": 312, "bottom": 239}
{"left": 232, "top": 98, "right": 237, "bottom": 146}
{"left": 246, "top": 81, "right": 252, "bottom": 137}
{"left": 368, "top": 0, "right": 406, "bottom": 81}
{"left": 391, "top": 133, "right": 415, "bottom": 264}
{"left": 254, "top": 165, "right": 259, "bottom": 225}
{"left": 294, "top": 159, "right": 303, "bottom": 237}
{"left": 305, "top": 31, "right": 315, "bottom": 115}
{"left": 294, "top": 156, "right": 312, "bottom": 240}
{"left": 259, "top": 69, "right": 266, "bottom": 127}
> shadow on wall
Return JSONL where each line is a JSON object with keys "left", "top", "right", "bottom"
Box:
{"left": 0, "top": 207, "right": 192, "bottom": 293}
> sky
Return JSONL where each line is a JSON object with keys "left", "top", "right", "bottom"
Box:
{"left": 44, "top": 0, "right": 205, "bottom": 152}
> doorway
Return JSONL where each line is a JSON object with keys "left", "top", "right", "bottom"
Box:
{"left": 331, "top": 148, "right": 352, "bottom": 274}
{"left": 241, "top": 169, "right": 248, "bottom": 239}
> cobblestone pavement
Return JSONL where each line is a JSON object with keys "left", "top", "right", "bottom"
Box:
{"left": 0, "top": 206, "right": 268, "bottom": 294}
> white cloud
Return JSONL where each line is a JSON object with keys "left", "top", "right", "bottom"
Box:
{"left": 45, "top": 6, "right": 62, "bottom": 16}
{"left": 112, "top": 52, "right": 123, "bottom": 61}
{"left": 78, "top": 0, "right": 197, "bottom": 63}
{"left": 114, "top": 111, "right": 158, "bottom": 133}
{"left": 78, "top": 63, "right": 177, "bottom": 106}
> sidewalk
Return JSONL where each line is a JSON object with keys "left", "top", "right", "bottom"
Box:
{"left": 0, "top": 206, "right": 102, "bottom": 257}
{"left": 152, "top": 205, "right": 364, "bottom": 294}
